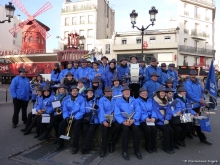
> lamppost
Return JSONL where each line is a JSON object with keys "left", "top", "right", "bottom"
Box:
{"left": 79, "top": 35, "right": 85, "bottom": 50}
{"left": 130, "top": 6, "right": 158, "bottom": 56}
{"left": 0, "top": 2, "right": 16, "bottom": 23}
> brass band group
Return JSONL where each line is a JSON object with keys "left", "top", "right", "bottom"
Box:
{"left": 10, "top": 55, "right": 212, "bottom": 161}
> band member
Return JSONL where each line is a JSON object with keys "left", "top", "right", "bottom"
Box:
{"left": 73, "top": 60, "right": 79, "bottom": 73}
{"left": 87, "top": 61, "right": 92, "bottom": 68}
{"left": 91, "top": 78, "right": 103, "bottom": 99}
{"left": 75, "top": 59, "right": 91, "bottom": 88}
{"left": 139, "top": 60, "right": 146, "bottom": 86}
{"left": 50, "top": 63, "right": 61, "bottom": 85}
{"left": 20, "top": 87, "right": 43, "bottom": 132}
{"left": 37, "top": 84, "right": 68, "bottom": 141}
{"left": 160, "top": 63, "right": 168, "bottom": 82}
{"left": 164, "top": 79, "right": 175, "bottom": 91}
{"left": 59, "top": 61, "right": 75, "bottom": 81}
{"left": 167, "top": 64, "right": 178, "bottom": 89}
{"left": 77, "top": 79, "right": 87, "bottom": 97}
{"left": 10, "top": 68, "right": 31, "bottom": 128}
{"left": 98, "top": 87, "right": 121, "bottom": 157}
{"left": 112, "top": 77, "right": 123, "bottom": 97}
{"left": 117, "top": 57, "right": 129, "bottom": 83}
{"left": 142, "top": 72, "right": 161, "bottom": 98}
{"left": 114, "top": 86, "right": 142, "bottom": 160}
{"left": 81, "top": 88, "right": 99, "bottom": 154}
{"left": 55, "top": 86, "right": 85, "bottom": 154}
{"left": 136, "top": 88, "right": 158, "bottom": 153}
{"left": 61, "top": 72, "right": 77, "bottom": 93}
{"left": 105, "top": 60, "right": 119, "bottom": 87}
{"left": 145, "top": 57, "right": 164, "bottom": 85}
{"left": 171, "top": 87, "right": 197, "bottom": 148}
{"left": 184, "top": 76, "right": 189, "bottom": 84}
{"left": 153, "top": 87, "right": 174, "bottom": 154}
{"left": 99, "top": 56, "right": 109, "bottom": 73}
{"left": 184, "top": 70, "right": 212, "bottom": 145}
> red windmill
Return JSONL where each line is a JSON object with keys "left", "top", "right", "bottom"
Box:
{"left": 9, "top": 0, "right": 52, "bottom": 52}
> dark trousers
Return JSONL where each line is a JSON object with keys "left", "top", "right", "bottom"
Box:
{"left": 36, "top": 116, "right": 47, "bottom": 136}
{"left": 58, "top": 118, "right": 83, "bottom": 147}
{"left": 27, "top": 115, "right": 41, "bottom": 132}
{"left": 192, "top": 107, "right": 207, "bottom": 141}
{"left": 12, "top": 98, "right": 28, "bottom": 124}
{"left": 156, "top": 124, "right": 174, "bottom": 150}
{"left": 44, "top": 115, "right": 63, "bottom": 137}
{"left": 101, "top": 121, "right": 121, "bottom": 150}
{"left": 82, "top": 120, "right": 90, "bottom": 140}
{"left": 82, "top": 124, "right": 99, "bottom": 151}
{"left": 121, "top": 124, "right": 140, "bottom": 153}
{"left": 24, "top": 112, "right": 36, "bottom": 130}
{"left": 170, "top": 122, "right": 190, "bottom": 144}
{"left": 129, "top": 83, "right": 140, "bottom": 99}
{"left": 140, "top": 122, "right": 157, "bottom": 150}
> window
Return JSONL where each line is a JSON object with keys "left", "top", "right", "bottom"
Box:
{"left": 122, "top": 38, "right": 127, "bottom": 44}
{"left": 87, "top": 44, "right": 93, "bottom": 50}
{"left": 65, "top": 17, "right": 69, "bottom": 26}
{"left": 64, "top": 31, "right": 69, "bottom": 39}
{"left": 42, "top": 39, "right": 44, "bottom": 44}
{"left": 87, "top": 29, "right": 93, "bottom": 38}
{"left": 88, "top": 15, "right": 93, "bottom": 23}
{"left": 164, "top": 36, "right": 171, "bottom": 42}
{"left": 79, "top": 30, "right": 85, "bottom": 37}
{"left": 105, "top": 44, "right": 110, "bottom": 54}
{"left": 136, "top": 38, "right": 142, "bottom": 44}
{"left": 184, "top": 38, "right": 187, "bottom": 46}
{"left": 194, "top": 57, "right": 198, "bottom": 65}
{"left": 150, "top": 37, "right": 156, "bottom": 43}
{"left": 72, "top": 17, "right": 76, "bottom": 25}
{"left": 80, "top": 16, "right": 85, "bottom": 24}
{"left": 36, "top": 37, "right": 40, "bottom": 43}
{"left": 29, "top": 36, "right": 33, "bottom": 42}
{"left": 24, "top": 37, "right": 28, "bottom": 42}
{"left": 194, "top": 40, "right": 198, "bottom": 48}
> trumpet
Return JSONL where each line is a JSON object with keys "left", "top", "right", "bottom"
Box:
{"left": 60, "top": 113, "right": 74, "bottom": 140}
{"left": 56, "top": 107, "right": 62, "bottom": 115}
{"left": 126, "top": 111, "right": 136, "bottom": 124}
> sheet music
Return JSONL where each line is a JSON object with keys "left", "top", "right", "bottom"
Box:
{"left": 146, "top": 122, "right": 155, "bottom": 126}
{"left": 52, "top": 101, "right": 61, "bottom": 108}
{"left": 32, "top": 109, "right": 36, "bottom": 114}
{"left": 42, "top": 114, "right": 50, "bottom": 123}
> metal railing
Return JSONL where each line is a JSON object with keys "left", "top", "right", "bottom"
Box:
{"left": 179, "top": 45, "right": 215, "bottom": 56}
{"left": 184, "top": 29, "right": 189, "bottom": 34}
{"left": 191, "top": 29, "right": 209, "bottom": 38}
{"left": 0, "top": 49, "right": 59, "bottom": 56}
{"left": 0, "top": 84, "right": 11, "bottom": 103}
{"left": 191, "top": 0, "right": 215, "bottom": 7}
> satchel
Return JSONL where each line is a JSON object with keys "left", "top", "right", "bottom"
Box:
{"left": 171, "top": 116, "right": 181, "bottom": 124}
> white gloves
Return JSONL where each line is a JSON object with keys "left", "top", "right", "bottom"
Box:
{"left": 164, "top": 120, "right": 169, "bottom": 125}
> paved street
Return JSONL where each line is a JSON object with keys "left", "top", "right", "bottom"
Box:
{"left": 0, "top": 97, "right": 219, "bottom": 165}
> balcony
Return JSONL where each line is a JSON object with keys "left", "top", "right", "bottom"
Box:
{"left": 191, "top": 0, "right": 215, "bottom": 7}
{"left": 184, "top": 29, "right": 189, "bottom": 34}
{"left": 194, "top": 14, "right": 201, "bottom": 19}
{"left": 184, "top": 11, "right": 189, "bottom": 16}
{"left": 179, "top": 45, "right": 215, "bottom": 56}
{"left": 191, "top": 29, "right": 209, "bottom": 40}
{"left": 205, "top": 16, "right": 210, "bottom": 21}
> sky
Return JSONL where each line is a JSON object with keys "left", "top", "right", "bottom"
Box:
{"left": 0, "top": 0, "right": 219, "bottom": 61}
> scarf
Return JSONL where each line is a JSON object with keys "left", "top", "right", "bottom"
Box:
{"left": 57, "top": 93, "right": 66, "bottom": 101}
{"left": 140, "top": 96, "right": 148, "bottom": 102}
{"left": 106, "top": 96, "right": 112, "bottom": 101}
{"left": 92, "top": 85, "right": 99, "bottom": 90}
{"left": 78, "top": 86, "right": 86, "bottom": 93}
{"left": 123, "top": 96, "right": 129, "bottom": 103}
{"left": 71, "top": 95, "right": 78, "bottom": 101}
{"left": 109, "top": 67, "right": 116, "bottom": 73}
{"left": 54, "top": 68, "right": 61, "bottom": 74}
{"left": 151, "top": 65, "right": 157, "bottom": 71}
{"left": 120, "top": 63, "right": 127, "bottom": 68}
{"left": 86, "top": 95, "right": 95, "bottom": 102}
{"left": 43, "top": 93, "right": 51, "bottom": 100}
{"left": 64, "top": 78, "right": 76, "bottom": 86}
{"left": 161, "top": 69, "right": 168, "bottom": 74}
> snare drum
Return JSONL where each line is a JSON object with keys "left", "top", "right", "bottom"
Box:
{"left": 193, "top": 116, "right": 207, "bottom": 126}
{"left": 180, "top": 113, "right": 192, "bottom": 123}
{"left": 130, "top": 64, "right": 140, "bottom": 83}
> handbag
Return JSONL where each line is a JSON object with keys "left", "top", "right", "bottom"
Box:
{"left": 171, "top": 116, "right": 181, "bottom": 124}
{"left": 199, "top": 117, "right": 211, "bottom": 133}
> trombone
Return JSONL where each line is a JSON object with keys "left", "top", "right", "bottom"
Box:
{"left": 60, "top": 112, "right": 74, "bottom": 140}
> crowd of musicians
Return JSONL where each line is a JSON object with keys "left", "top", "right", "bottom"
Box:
{"left": 10, "top": 55, "right": 212, "bottom": 161}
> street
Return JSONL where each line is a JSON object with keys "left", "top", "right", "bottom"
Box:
{"left": 0, "top": 97, "right": 219, "bottom": 165}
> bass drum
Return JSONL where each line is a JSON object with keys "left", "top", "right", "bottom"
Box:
{"left": 130, "top": 64, "right": 140, "bottom": 83}
{"left": 193, "top": 116, "right": 207, "bottom": 126}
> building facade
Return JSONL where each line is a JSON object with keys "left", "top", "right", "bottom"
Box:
{"left": 59, "top": 0, "right": 115, "bottom": 51}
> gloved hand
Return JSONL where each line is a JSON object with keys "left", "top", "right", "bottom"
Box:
{"left": 164, "top": 120, "right": 169, "bottom": 125}
{"left": 94, "top": 104, "right": 99, "bottom": 109}
{"left": 65, "top": 117, "right": 70, "bottom": 123}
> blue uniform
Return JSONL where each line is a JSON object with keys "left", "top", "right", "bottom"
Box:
{"left": 136, "top": 97, "right": 157, "bottom": 123}
{"left": 167, "top": 68, "right": 178, "bottom": 89}
{"left": 98, "top": 96, "right": 117, "bottom": 124}
{"left": 59, "top": 68, "right": 76, "bottom": 82}
{"left": 112, "top": 85, "right": 123, "bottom": 97}
{"left": 114, "top": 97, "right": 141, "bottom": 125}
{"left": 145, "top": 65, "right": 165, "bottom": 85}
{"left": 10, "top": 75, "right": 31, "bottom": 101}
{"left": 173, "top": 97, "right": 196, "bottom": 115}
{"left": 94, "top": 89, "right": 103, "bottom": 100}
{"left": 105, "top": 69, "right": 120, "bottom": 87}
{"left": 117, "top": 65, "right": 129, "bottom": 81}
{"left": 142, "top": 80, "right": 161, "bottom": 98}
{"left": 85, "top": 97, "right": 99, "bottom": 124}
{"left": 139, "top": 65, "right": 146, "bottom": 86}
{"left": 75, "top": 67, "right": 91, "bottom": 88}
{"left": 152, "top": 96, "right": 173, "bottom": 125}
{"left": 33, "top": 95, "right": 43, "bottom": 110}
{"left": 51, "top": 70, "right": 61, "bottom": 83}
{"left": 88, "top": 68, "right": 106, "bottom": 87}
{"left": 99, "top": 64, "right": 109, "bottom": 73}
{"left": 31, "top": 81, "right": 46, "bottom": 101}
{"left": 161, "top": 69, "right": 168, "bottom": 83}
{"left": 36, "top": 95, "right": 55, "bottom": 115}
{"left": 54, "top": 93, "right": 68, "bottom": 111}
{"left": 62, "top": 95, "right": 85, "bottom": 120}
{"left": 184, "top": 79, "right": 204, "bottom": 108}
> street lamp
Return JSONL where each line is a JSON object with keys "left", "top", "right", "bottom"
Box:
{"left": 0, "top": 2, "right": 16, "bottom": 23}
{"left": 79, "top": 35, "right": 85, "bottom": 50}
{"left": 130, "top": 6, "right": 158, "bottom": 56}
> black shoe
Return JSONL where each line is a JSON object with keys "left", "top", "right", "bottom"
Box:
{"left": 192, "top": 132, "right": 198, "bottom": 137}
{"left": 177, "top": 141, "right": 186, "bottom": 147}
{"left": 100, "top": 149, "right": 106, "bottom": 157}
{"left": 37, "top": 132, "right": 49, "bottom": 141}
{"left": 12, "top": 124, "right": 17, "bottom": 128}
{"left": 81, "top": 148, "right": 89, "bottom": 154}
{"left": 34, "top": 134, "right": 39, "bottom": 138}
{"left": 152, "top": 148, "right": 158, "bottom": 153}
{"left": 20, "top": 128, "right": 26, "bottom": 132}
{"left": 122, "top": 152, "right": 130, "bottom": 160}
{"left": 24, "top": 130, "right": 30, "bottom": 135}
{"left": 23, "top": 121, "right": 26, "bottom": 124}
{"left": 174, "top": 144, "right": 179, "bottom": 149}
{"left": 109, "top": 142, "right": 114, "bottom": 153}
{"left": 135, "top": 152, "right": 142, "bottom": 160}
{"left": 170, "top": 149, "right": 175, "bottom": 153}
{"left": 54, "top": 144, "right": 64, "bottom": 152}
{"left": 200, "top": 140, "right": 212, "bottom": 145}
{"left": 187, "top": 134, "right": 194, "bottom": 139}
{"left": 164, "top": 150, "right": 174, "bottom": 154}
{"left": 72, "top": 147, "right": 78, "bottom": 154}
{"left": 146, "top": 149, "right": 153, "bottom": 153}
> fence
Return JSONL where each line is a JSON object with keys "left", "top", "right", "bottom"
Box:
{"left": 0, "top": 85, "right": 12, "bottom": 103}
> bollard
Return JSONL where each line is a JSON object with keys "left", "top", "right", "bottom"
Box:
{"left": 6, "top": 88, "right": 7, "bottom": 102}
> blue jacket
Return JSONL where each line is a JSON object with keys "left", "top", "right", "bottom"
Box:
{"left": 33, "top": 95, "right": 43, "bottom": 110}
{"left": 98, "top": 96, "right": 117, "bottom": 124}
{"left": 85, "top": 97, "right": 99, "bottom": 124}
{"left": 62, "top": 95, "right": 85, "bottom": 120}
{"left": 31, "top": 81, "right": 46, "bottom": 101}
{"left": 112, "top": 85, "right": 123, "bottom": 97}
{"left": 117, "top": 65, "right": 129, "bottom": 80}
{"left": 75, "top": 67, "right": 91, "bottom": 88}
{"left": 161, "top": 69, "right": 169, "bottom": 83}
{"left": 105, "top": 68, "right": 120, "bottom": 87}
{"left": 184, "top": 79, "right": 204, "bottom": 108}
{"left": 139, "top": 65, "right": 147, "bottom": 85}
{"left": 114, "top": 97, "right": 141, "bottom": 125}
{"left": 173, "top": 97, "right": 196, "bottom": 115}
{"left": 93, "top": 88, "right": 104, "bottom": 100}
{"left": 51, "top": 70, "right": 61, "bottom": 83}
{"left": 145, "top": 65, "right": 165, "bottom": 85}
{"left": 10, "top": 75, "right": 31, "bottom": 101}
{"left": 152, "top": 96, "right": 173, "bottom": 125}
{"left": 99, "top": 63, "right": 109, "bottom": 73}
{"left": 59, "top": 68, "right": 76, "bottom": 82}
{"left": 88, "top": 68, "right": 106, "bottom": 87}
{"left": 36, "top": 95, "right": 55, "bottom": 115}
{"left": 142, "top": 79, "right": 161, "bottom": 98}
{"left": 136, "top": 97, "right": 157, "bottom": 123}
{"left": 167, "top": 68, "right": 178, "bottom": 89}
